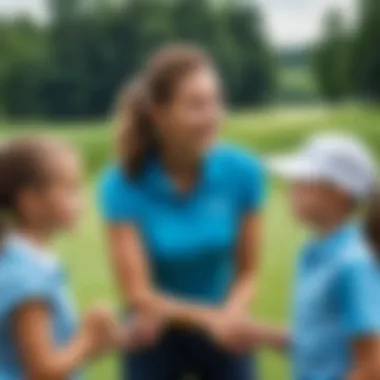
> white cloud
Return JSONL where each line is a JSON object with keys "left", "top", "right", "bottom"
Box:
{"left": 0, "top": 0, "right": 47, "bottom": 19}
{"left": 255, "top": 0, "right": 357, "bottom": 48}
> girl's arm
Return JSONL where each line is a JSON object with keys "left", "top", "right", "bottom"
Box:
{"left": 224, "top": 213, "right": 262, "bottom": 312}
{"left": 106, "top": 225, "right": 220, "bottom": 329}
{"left": 14, "top": 302, "right": 115, "bottom": 380}
{"left": 349, "top": 337, "right": 380, "bottom": 380}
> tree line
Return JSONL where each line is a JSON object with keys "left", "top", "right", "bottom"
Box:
{"left": 313, "top": 0, "right": 380, "bottom": 101}
{"left": 0, "top": 0, "right": 274, "bottom": 118}
{"left": 1, "top": 0, "right": 379, "bottom": 119}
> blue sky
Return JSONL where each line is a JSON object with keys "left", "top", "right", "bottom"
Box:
{"left": 0, "top": 0, "right": 356, "bottom": 48}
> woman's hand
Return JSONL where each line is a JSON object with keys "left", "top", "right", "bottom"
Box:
{"left": 116, "top": 314, "right": 165, "bottom": 351}
{"left": 205, "top": 311, "right": 256, "bottom": 354}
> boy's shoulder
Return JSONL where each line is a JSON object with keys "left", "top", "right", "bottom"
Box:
{"left": 338, "top": 227, "right": 377, "bottom": 270}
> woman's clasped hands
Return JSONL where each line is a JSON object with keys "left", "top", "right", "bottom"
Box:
{"left": 88, "top": 308, "right": 261, "bottom": 356}
{"left": 203, "top": 309, "right": 259, "bottom": 354}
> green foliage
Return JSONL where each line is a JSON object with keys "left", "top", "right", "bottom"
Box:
{"left": 352, "top": 0, "right": 380, "bottom": 99}
{"left": 277, "top": 51, "right": 319, "bottom": 103}
{"left": 0, "top": 0, "right": 275, "bottom": 118}
{"left": 313, "top": 10, "right": 352, "bottom": 101}
{"left": 0, "top": 20, "right": 47, "bottom": 115}
{"left": 313, "top": 0, "right": 380, "bottom": 101}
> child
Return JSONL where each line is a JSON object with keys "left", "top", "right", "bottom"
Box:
{"left": 0, "top": 138, "right": 157, "bottom": 380}
{"left": 249, "top": 133, "right": 380, "bottom": 380}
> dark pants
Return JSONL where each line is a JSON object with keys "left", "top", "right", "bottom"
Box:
{"left": 123, "top": 329, "right": 255, "bottom": 380}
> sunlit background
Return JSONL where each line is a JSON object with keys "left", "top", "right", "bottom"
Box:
{"left": 0, "top": 0, "right": 379, "bottom": 379}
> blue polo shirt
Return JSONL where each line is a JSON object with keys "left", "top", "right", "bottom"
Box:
{"left": 99, "top": 145, "right": 266, "bottom": 304}
{"left": 292, "top": 223, "right": 380, "bottom": 380}
{"left": 0, "top": 236, "right": 78, "bottom": 380}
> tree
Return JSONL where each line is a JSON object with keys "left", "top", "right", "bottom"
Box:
{"left": 0, "top": 0, "right": 275, "bottom": 118}
{"left": 0, "top": 19, "right": 47, "bottom": 116}
{"left": 352, "top": 0, "right": 380, "bottom": 100}
{"left": 313, "top": 9, "right": 351, "bottom": 101}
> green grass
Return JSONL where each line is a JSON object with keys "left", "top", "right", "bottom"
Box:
{"left": 2, "top": 104, "right": 380, "bottom": 379}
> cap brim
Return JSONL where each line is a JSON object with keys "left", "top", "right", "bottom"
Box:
{"left": 267, "top": 155, "right": 322, "bottom": 181}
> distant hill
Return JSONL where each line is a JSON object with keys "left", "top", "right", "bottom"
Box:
{"left": 276, "top": 46, "right": 319, "bottom": 104}
{"left": 278, "top": 46, "right": 311, "bottom": 67}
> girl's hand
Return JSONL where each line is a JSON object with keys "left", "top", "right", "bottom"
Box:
{"left": 81, "top": 304, "right": 118, "bottom": 357}
{"left": 116, "top": 314, "right": 164, "bottom": 351}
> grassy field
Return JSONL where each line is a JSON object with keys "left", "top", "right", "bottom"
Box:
{"left": 1, "top": 104, "right": 380, "bottom": 379}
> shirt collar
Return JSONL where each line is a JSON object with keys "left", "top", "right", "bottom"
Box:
{"left": 314, "top": 221, "right": 359, "bottom": 249}
{"left": 140, "top": 149, "right": 222, "bottom": 201}
{"left": 302, "top": 221, "right": 359, "bottom": 268}
{"left": 6, "top": 233, "right": 59, "bottom": 270}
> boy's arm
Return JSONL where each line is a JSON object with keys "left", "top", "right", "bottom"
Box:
{"left": 349, "top": 337, "right": 380, "bottom": 380}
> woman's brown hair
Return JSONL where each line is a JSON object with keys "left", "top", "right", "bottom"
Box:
{"left": 0, "top": 137, "right": 69, "bottom": 237}
{"left": 116, "top": 44, "right": 212, "bottom": 179}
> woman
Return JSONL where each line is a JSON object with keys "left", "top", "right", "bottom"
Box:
{"left": 98, "top": 45, "right": 266, "bottom": 379}
{"left": 249, "top": 133, "right": 380, "bottom": 380}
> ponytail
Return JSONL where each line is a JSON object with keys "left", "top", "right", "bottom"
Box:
{"left": 116, "top": 44, "right": 211, "bottom": 179}
{"left": 116, "top": 79, "right": 157, "bottom": 179}
{"left": 364, "top": 185, "right": 380, "bottom": 259}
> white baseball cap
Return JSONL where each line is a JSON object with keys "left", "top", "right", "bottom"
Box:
{"left": 268, "top": 133, "right": 377, "bottom": 200}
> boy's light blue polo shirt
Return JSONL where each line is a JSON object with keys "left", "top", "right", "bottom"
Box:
{"left": 292, "top": 223, "right": 380, "bottom": 380}
{"left": 0, "top": 236, "right": 78, "bottom": 380}
{"left": 99, "top": 145, "right": 266, "bottom": 304}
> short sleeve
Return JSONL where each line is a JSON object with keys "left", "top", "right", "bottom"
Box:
{"left": 239, "top": 156, "right": 268, "bottom": 214}
{"left": 339, "top": 255, "right": 380, "bottom": 337}
{"left": 98, "top": 166, "right": 138, "bottom": 223}
{"left": 0, "top": 269, "right": 51, "bottom": 321}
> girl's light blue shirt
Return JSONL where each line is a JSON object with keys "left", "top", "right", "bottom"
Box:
{"left": 292, "top": 223, "right": 380, "bottom": 380}
{"left": 0, "top": 236, "right": 78, "bottom": 380}
{"left": 98, "top": 145, "right": 266, "bottom": 304}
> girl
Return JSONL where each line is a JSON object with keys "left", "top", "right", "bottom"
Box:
{"left": 98, "top": 45, "right": 267, "bottom": 379}
{"left": 250, "top": 133, "right": 380, "bottom": 380}
{"left": 0, "top": 138, "right": 155, "bottom": 380}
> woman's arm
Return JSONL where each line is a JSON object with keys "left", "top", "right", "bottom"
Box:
{"left": 14, "top": 302, "right": 111, "bottom": 380}
{"left": 106, "top": 224, "right": 219, "bottom": 329}
{"left": 249, "top": 321, "right": 290, "bottom": 352}
{"left": 349, "top": 337, "right": 380, "bottom": 380}
{"left": 224, "top": 213, "right": 262, "bottom": 312}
